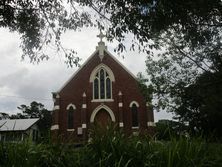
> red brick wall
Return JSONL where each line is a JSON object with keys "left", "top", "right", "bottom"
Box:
{"left": 52, "top": 51, "right": 153, "bottom": 140}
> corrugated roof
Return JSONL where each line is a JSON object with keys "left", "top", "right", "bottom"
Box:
{"left": 0, "top": 118, "right": 39, "bottom": 131}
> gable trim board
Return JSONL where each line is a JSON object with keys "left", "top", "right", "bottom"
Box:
{"left": 58, "top": 49, "right": 137, "bottom": 93}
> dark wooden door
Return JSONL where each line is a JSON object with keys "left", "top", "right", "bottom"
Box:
{"left": 94, "top": 109, "right": 112, "bottom": 127}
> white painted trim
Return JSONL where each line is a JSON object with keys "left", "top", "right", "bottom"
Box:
{"left": 91, "top": 64, "right": 114, "bottom": 100}
{"left": 66, "top": 103, "right": 76, "bottom": 110}
{"left": 118, "top": 102, "right": 123, "bottom": 107}
{"left": 82, "top": 124, "right": 87, "bottom": 128}
{"left": 147, "top": 122, "right": 156, "bottom": 127}
{"left": 51, "top": 124, "right": 59, "bottom": 130}
{"left": 91, "top": 99, "right": 114, "bottom": 102}
{"left": 82, "top": 104, "right": 87, "bottom": 109}
{"left": 132, "top": 126, "right": 139, "bottom": 129}
{"left": 67, "top": 129, "right": 75, "bottom": 132}
{"left": 118, "top": 91, "right": 122, "bottom": 96}
{"left": 119, "top": 122, "right": 124, "bottom": 127}
{"left": 56, "top": 94, "right": 60, "bottom": 98}
{"left": 82, "top": 92, "right": 86, "bottom": 97}
{"left": 90, "top": 104, "right": 116, "bottom": 122}
{"left": 129, "top": 101, "right": 139, "bottom": 107}
{"left": 53, "top": 105, "right": 60, "bottom": 110}
{"left": 89, "top": 63, "right": 115, "bottom": 82}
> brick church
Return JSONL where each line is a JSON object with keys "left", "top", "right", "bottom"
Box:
{"left": 51, "top": 32, "right": 155, "bottom": 141}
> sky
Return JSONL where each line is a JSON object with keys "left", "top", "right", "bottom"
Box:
{"left": 0, "top": 27, "right": 174, "bottom": 122}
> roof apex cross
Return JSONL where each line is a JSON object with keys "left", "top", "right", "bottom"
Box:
{"left": 97, "top": 30, "right": 106, "bottom": 42}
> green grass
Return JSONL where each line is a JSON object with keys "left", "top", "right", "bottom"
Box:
{"left": 0, "top": 127, "right": 222, "bottom": 167}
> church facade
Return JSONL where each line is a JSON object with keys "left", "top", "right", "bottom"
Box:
{"left": 51, "top": 34, "right": 155, "bottom": 141}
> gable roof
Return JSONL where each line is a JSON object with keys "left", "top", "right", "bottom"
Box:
{"left": 58, "top": 48, "right": 137, "bottom": 92}
{"left": 0, "top": 118, "right": 39, "bottom": 132}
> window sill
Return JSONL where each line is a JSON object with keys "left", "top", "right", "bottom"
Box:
{"left": 132, "top": 126, "right": 139, "bottom": 129}
{"left": 91, "top": 99, "right": 114, "bottom": 102}
{"left": 67, "top": 129, "right": 75, "bottom": 132}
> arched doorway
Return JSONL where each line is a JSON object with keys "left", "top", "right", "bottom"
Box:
{"left": 90, "top": 105, "right": 116, "bottom": 126}
{"left": 94, "top": 108, "right": 112, "bottom": 127}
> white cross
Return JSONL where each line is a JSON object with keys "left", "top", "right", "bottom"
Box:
{"left": 97, "top": 30, "right": 106, "bottom": 42}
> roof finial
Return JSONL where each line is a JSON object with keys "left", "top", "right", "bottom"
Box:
{"left": 97, "top": 30, "right": 106, "bottom": 42}
{"left": 96, "top": 30, "right": 107, "bottom": 60}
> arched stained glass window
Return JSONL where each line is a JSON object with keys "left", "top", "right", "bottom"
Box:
{"left": 106, "top": 78, "right": 111, "bottom": 98}
{"left": 100, "top": 69, "right": 105, "bottom": 99}
{"left": 67, "top": 106, "right": 74, "bottom": 129}
{"left": 131, "top": 104, "right": 138, "bottom": 127}
{"left": 93, "top": 68, "right": 112, "bottom": 99}
{"left": 94, "top": 78, "right": 99, "bottom": 99}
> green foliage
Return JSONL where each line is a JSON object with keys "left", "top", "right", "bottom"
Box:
{"left": 1, "top": 0, "right": 221, "bottom": 67}
{"left": 0, "top": 129, "right": 222, "bottom": 167}
{"left": 155, "top": 120, "right": 188, "bottom": 140}
{"left": 11, "top": 101, "right": 52, "bottom": 141}
{"left": 0, "top": 0, "right": 92, "bottom": 66}
{"left": 136, "top": 72, "right": 153, "bottom": 102}
{"left": 175, "top": 71, "right": 222, "bottom": 139}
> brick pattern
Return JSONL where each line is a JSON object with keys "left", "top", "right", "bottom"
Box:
{"left": 51, "top": 51, "right": 154, "bottom": 141}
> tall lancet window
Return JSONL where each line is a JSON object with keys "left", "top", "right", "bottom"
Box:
{"left": 130, "top": 101, "right": 139, "bottom": 128}
{"left": 93, "top": 68, "right": 112, "bottom": 99}
{"left": 90, "top": 64, "right": 115, "bottom": 101}
{"left": 67, "top": 104, "right": 75, "bottom": 129}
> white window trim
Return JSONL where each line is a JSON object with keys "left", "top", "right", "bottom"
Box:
{"left": 130, "top": 101, "right": 139, "bottom": 128}
{"left": 129, "top": 101, "right": 139, "bottom": 107}
{"left": 66, "top": 103, "right": 76, "bottom": 110}
{"left": 89, "top": 63, "right": 115, "bottom": 82}
{"left": 67, "top": 129, "right": 75, "bottom": 132}
{"left": 91, "top": 99, "right": 114, "bottom": 102}
{"left": 92, "top": 69, "right": 113, "bottom": 100}
{"left": 90, "top": 64, "right": 115, "bottom": 101}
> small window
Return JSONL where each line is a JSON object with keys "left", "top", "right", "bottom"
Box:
{"left": 132, "top": 104, "right": 138, "bottom": 127}
{"left": 67, "top": 106, "right": 74, "bottom": 129}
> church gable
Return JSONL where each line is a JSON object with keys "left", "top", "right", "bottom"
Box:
{"left": 51, "top": 32, "right": 155, "bottom": 141}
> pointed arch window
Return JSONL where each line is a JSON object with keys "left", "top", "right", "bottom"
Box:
{"left": 67, "top": 105, "right": 75, "bottom": 129}
{"left": 93, "top": 68, "right": 112, "bottom": 100}
{"left": 130, "top": 102, "right": 139, "bottom": 128}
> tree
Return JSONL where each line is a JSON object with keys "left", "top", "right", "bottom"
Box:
{"left": 136, "top": 72, "right": 153, "bottom": 103}
{"left": 0, "top": 112, "right": 10, "bottom": 120}
{"left": 175, "top": 71, "right": 222, "bottom": 139}
{"left": 155, "top": 119, "right": 187, "bottom": 140}
{"left": 0, "top": 0, "right": 92, "bottom": 66}
{"left": 1, "top": 1, "right": 221, "bottom": 66}
{"left": 16, "top": 101, "right": 52, "bottom": 139}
